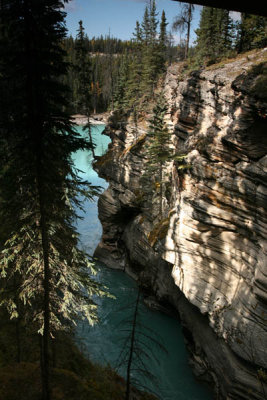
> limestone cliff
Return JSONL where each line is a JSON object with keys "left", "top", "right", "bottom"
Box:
{"left": 94, "top": 49, "right": 267, "bottom": 399}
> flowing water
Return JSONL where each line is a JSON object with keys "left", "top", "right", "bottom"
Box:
{"left": 72, "top": 125, "right": 212, "bottom": 400}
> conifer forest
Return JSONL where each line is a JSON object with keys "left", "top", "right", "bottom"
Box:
{"left": 0, "top": 1, "right": 266, "bottom": 400}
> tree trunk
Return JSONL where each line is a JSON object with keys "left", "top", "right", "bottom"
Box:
{"left": 185, "top": 4, "right": 192, "bottom": 59}
{"left": 15, "top": 319, "right": 21, "bottom": 363}
{"left": 23, "top": 1, "right": 50, "bottom": 398}
{"left": 87, "top": 115, "right": 96, "bottom": 159}
{"left": 160, "top": 163, "right": 163, "bottom": 219}
{"left": 125, "top": 290, "right": 140, "bottom": 400}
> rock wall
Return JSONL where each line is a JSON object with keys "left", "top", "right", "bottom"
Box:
{"left": 94, "top": 49, "right": 267, "bottom": 399}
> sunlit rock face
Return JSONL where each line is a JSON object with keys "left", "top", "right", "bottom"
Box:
{"left": 95, "top": 49, "right": 267, "bottom": 399}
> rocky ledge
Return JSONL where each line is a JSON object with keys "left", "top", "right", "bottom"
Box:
{"left": 94, "top": 49, "right": 267, "bottom": 399}
{"left": 71, "top": 112, "right": 110, "bottom": 126}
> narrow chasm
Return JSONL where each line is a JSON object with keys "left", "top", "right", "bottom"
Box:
{"left": 95, "top": 50, "right": 267, "bottom": 400}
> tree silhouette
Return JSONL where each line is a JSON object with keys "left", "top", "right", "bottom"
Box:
{"left": 116, "top": 288, "right": 167, "bottom": 400}
{"left": 0, "top": 2, "right": 107, "bottom": 399}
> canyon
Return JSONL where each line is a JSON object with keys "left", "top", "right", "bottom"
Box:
{"left": 94, "top": 49, "right": 267, "bottom": 399}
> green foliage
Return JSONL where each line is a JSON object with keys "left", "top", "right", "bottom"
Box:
{"left": 114, "top": 1, "right": 169, "bottom": 113}
{"left": 145, "top": 93, "right": 172, "bottom": 173}
{"left": 195, "top": 7, "right": 234, "bottom": 65}
{"left": 63, "top": 33, "right": 123, "bottom": 114}
{"left": 172, "top": 3, "right": 194, "bottom": 59}
{"left": 141, "top": 93, "right": 173, "bottom": 218}
{"left": 251, "top": 63, "right": 267, "bottom": 101}
{"left": 194, "top": 7, "right": 266, "bottom": 66}
{"left": 237, "top": 14, "right": 267, "bottom": 53}
{"left": 0, "top": 3, "right": 110, "bottom": 398}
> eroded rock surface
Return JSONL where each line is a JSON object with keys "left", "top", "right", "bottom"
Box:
{"left": 94, "top": 49, "right": 267, "bottom": 399}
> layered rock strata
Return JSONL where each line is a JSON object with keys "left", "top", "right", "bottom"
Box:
{"left": 94, "top": 49, "right": 267, "bottom": 399}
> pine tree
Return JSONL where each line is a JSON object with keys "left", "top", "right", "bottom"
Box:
{"left": 113, "top": 52, "right": 130, "bottom": 110}
{"left": 116, "top": 289, "right": 167, "bottom": 400}
{"left": 75, "top": 20, "right": 91, "bottom": 113}
{"left": 172, "top": 3, "right": 194, "bottom": 59}
{"left": 195, "top": 7, "right": 216, "bottom": 63}
{"left": 0, "top": 2, "right": 106, "bottom": 399}
{"left": 148, "top": 0, "right": 158, "bottom": 45}
{"left": 141, "top": 1, "right": 160, "bottom": 95}
{"left": 133, "top": 20, "right": 143, "bottom": 46}
{"left": 158, "top": 10, "right": 168, "bottom": 72}
{"left": 75, "top": 20, "right": 96, "bottom": 158}
{"left": 195, "top": 7, "right": 234, "bottom": 64}
{"left": 216, "top": 9, "right": 233, "bottom": 56}
{"left": 237, "top": 14, "right": 267, "bottom": 53}
{"left": 143, "top": 94, "right": 172, "bottom": 218}
{"left": 141, "top": 6, "right": 150, "bottom": 45}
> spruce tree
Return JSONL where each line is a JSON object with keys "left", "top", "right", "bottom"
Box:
{"left": 75, "top": 20, "right": 96, "bottom": 158}
{"left": 216, "top": 9, "right": 233, "bottom": 56}
{"left": 158, "top": 10, "right": 168, "bottom": 72}
{"left": 143, "top": 94, "right": 172, "bottom": 218}
{"left": 141, "top": 6, "right": 150, "bottom": 45}
{"left": 113, "top": 52, "right": 130, "bottom": 110}
{"left": 172, "top": 3, "right": 194, "bottom": 59}
{"left": 116, "top": 289, "right": 167, "bottom": 400}
{"left": 141, "top": 0, "right": 159, "bottom": 95}
{"left": 149, "top": 0, "right": 158, "bottom": 45}
{"left": 195, "top": 7, "right": 234, "bottom": 64}
{"left": 0, "top": 1, "right": 106, "bottom": 399}
{"left": 237, "top": 14, "right": 267, "bottom": 53}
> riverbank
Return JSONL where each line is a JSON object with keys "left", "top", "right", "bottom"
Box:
{"left": 72, "top": 112, "right": 110, "bottom": 126}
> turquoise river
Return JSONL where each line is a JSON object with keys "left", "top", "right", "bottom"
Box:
{"left": 72, "top": 125, "right": 212, "bottom": 400}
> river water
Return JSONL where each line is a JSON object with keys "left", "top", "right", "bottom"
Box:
{"left": 72, "top": 125, "right": 212, "bottom": 400}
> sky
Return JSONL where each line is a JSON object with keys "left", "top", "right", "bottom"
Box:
{"left": 64, "top": 0, "right": 203, "bottom": 45}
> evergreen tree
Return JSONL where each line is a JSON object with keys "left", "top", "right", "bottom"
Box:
{"left": 0, "top": 2, "right": 106, "bottom": 399}
{"left": 141, "top": 6, "right": 150, "bottom": 45}
{"left": 141, "top": 1, "right": 160, "bottom": 95}
{"left": 195, "top": 7, "right": 234, "bottom": 64}
{"left": 143, "top": 94, "right": 172, "bottom": 218}
{"left": 116, "top": 289, "right": 167, "bottom": 400}
{"left": 113, "top": 52, "right": 130, "bottom": 110}
{"left": 172, "top": 3, "right": 194, "bottom": 59}
{"left": 112, "top": 2, "right": 171, "bottom": 112}
{"left": 158, "top": 10, "right": 168, "bottom": 72}
{"left": 148, "top": 0, "right": 158, "bottom": 45}
{"left": 133, "top": 20, "right": 143, "bottom": 46}
{"left": 75, "top": 20, "right": 96, "bottom": 158}
{"left": 237, "top": 14, "right": 267, "bottom": 53}
{"left": 215, "top": 9, "right": 234, "bottom": 57}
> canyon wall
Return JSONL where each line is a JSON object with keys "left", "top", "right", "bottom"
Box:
{"left": 94, "top": 49, "right": 267, "bottom": 399}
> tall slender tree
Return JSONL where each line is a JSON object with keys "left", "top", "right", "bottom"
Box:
{"left": 172, "top": 2, "right": 194, "bottom": 59}
{"left": 158, "top": 10, "right": 168, "bottom": 72}
{"left": 116, "top": 289, "right": 167, "bottom": 400}
{"left": 237, "top": 14, "right": 267, "bottom": 53}
{"left": 75, "top": 20, "right": 96, "bottom": 158}
{"left": 0, "top": 2, "right": 106, "bottom": 399}
{"left": 143, "top": 94, "right": 172, "bottom": 218}
{"left": 195, "top": 7, "right": 234, "bottom": 64}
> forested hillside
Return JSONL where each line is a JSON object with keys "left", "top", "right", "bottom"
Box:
{"left": 63, "top": 2, "right": 266, "bottom": 115}
{"left": 0, "top": 0, "right": 266, "bottom": 399}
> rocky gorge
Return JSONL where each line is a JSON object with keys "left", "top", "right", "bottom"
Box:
{"left": 94, "top": 49, "right": 267, "bottom": 400}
